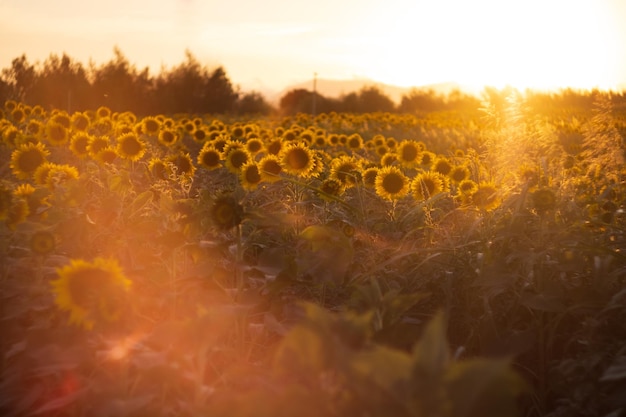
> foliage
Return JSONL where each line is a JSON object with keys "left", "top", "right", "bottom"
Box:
{"left": 1, "top": 89, "right": 625, "bottom": 416}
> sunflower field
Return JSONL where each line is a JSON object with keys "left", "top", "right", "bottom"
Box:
{"left": 1, "top": 92, "right": 625, "bottom": 417}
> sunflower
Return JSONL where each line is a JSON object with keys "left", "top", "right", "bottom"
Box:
{"left": 116, "top": 133, "right": 146, "bottom": 161}
{"left": 457, "top": 179, "right": 478, "bottom": 196}
{"left": 70, "top": 132, "right": 92, "bottom": 159}
{"left": 148, "top": 158, "right": 170, "bottom": 180}
{"left": 258, "top": 155, "right": 283, "bottom": 183}
{"left": 245, "top": 138, "right": 264, "bottom": 155}
{"left": 396, "top": 141, "right": 421, "bottom": 167}
{"left": 10, "top": 142, "right": 49, "bottom": 179}
{"left": 449, "top": 165, "right": 470, "bottom": 183}
{"left": 94, "top": 147, "right": 118, "bottom": 165}
{"left": 52, "top": 112, "right": 71, "bottom": 129}
{"left": 375, "top": 166, "right": 410, "bottom": 200}
{"left": 71, "top": 112, "right": 90, "bottom": 132}
{"left": 2, "top": 125, "right": 20, "bottom": 146}
{"left": 167, "top": 152, "right": 196, "bottom": 177}
{"left": 30, "top": 230, "right": 56, "bottom": 256}
{"left": 197, "top": 145, "right": 222, "bottom": 170}
{"left": 279, "top": 142, "right": 315, "bottom": 177}
{"left": 265, "top": 138, "right": 284, "bottom": 155}
{"left": 11, "top": 108, "right": 26, "bottom": 124}
{"left": 210, "top": 195, "right": 244, "bottom": 230}
{"left": 418, "top": 151, "right": 436, "bottom": 167}
{"left": 96, "top": 106, "right": 111, "bottom": 119}
{"left": 346, "top": 134, "right": 363, "bottom": 151}
{"left": 45, "top": 164, "right": 80, "bottom": 192}
{"left": 471, "top": 182, "right": 500, "bottom": 211}
{"left": 330, "top": 156, "right": 361, "bottom": 188}
{"left": 240, "top": 162, "right": 262, "bottom": 191}
{"left": 87, "top": 135, "right": 110, "bottom": 159}
{"left": 412, "top": 171, "right": 445, "bottom": 201}
{"left": 317, "top": 178, "right": 345, "bottom": 202}
{"left": 380, "top": 152, "right": 397, "bottom": 167}
{"left": 45, "top": 121, "right": 69, "bottom": 146}
{"left": 33, "top": 162, "right": 57, "bottom": 186}
{"left": 224, "top": 147, "right": 250, "bottom": 174}
{"left": 193, "top": 127, "right": 208, "bottom": 142}
{"left": 14, "top": 183, "right": 48, "bottom": 216}
{"left": 432, "top": 157, "right": 453, "bottom": 176}
{"left": 156, "top": 129, "right": 178, "bottom": 147}
{"left": 51, "top": 257, "right": 132, "bottom": 330}
{"left": 137, "top": 116, "right": 159, "bottom": 137}
{"left": 26, "top": 120, "right": 43, "bottom": 138}
{"left": 362, "top": 167, "right": 379, "bottom": 188}
{"left": 312, "top": 135, "right": 327, "bottom": 148}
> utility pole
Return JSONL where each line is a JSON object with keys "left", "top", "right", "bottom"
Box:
{"left": 312, "top": 72, "right": 317, "bottom": 116}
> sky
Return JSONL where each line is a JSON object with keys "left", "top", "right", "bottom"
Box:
{"left": 1, "top": 0, "right": 625, "bottom": 96}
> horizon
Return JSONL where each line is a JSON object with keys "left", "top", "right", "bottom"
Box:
{"left": 1, "top": 0, "right": 626, "bottom": 97}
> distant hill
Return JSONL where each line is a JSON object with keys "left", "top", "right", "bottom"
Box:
{"left": 272, "top": 78, "right": 469, "bottom": 104}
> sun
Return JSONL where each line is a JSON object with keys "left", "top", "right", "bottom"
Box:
{"left": 355, "top": 0, "right": 623, "bottom": 92}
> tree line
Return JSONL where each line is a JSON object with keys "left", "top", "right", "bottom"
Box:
{"left": 1, "top": 48, "right": 623, "bottom": 117}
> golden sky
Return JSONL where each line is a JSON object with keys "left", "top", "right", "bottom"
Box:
{"left": 1, "top": 0, "right": 625, "bottom": 94}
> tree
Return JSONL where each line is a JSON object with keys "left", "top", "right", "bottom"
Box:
{"left": 29, "top": 53, "right": 91, "bottom": 111}
{"left": 1, "top": 55, "right": 36, "bottom": 102}
{"left": 236, "top": 91, "right": 274, "bottom": 115}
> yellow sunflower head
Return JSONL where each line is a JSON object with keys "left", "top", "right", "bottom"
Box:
{"left": 412, "top": 171, "right": 445, "bottom": 201}
{"left": 167, "top": 152, "right": 196, "bottom": 177}
{"left": 471, "top": 182, "right": 500, "bottom": 211}
{"left": 432, "top": 157, "right": 453, "bottom": 176}
{"left": 449, "top": 165, "right": 470, "bottom": 184}
{"left": 45, "top": 121, "right": 69, "bottom": 146}
{"left": 330, "top": 155, "right": 362, "bottom": 188}
{"left": 279, "top": 142, "right": 315, "bottom": 177}
{"left": 375, "top": 166, "right": 410, "bottom": 200}
{"left": 116, "top": 133, "right": 146, "bottom": 161}
{"left": 224, "top": 147, "right": 250, "bottom": 174}
{"left": 70, "top": 132, "right": 93, "bottom": 159}
{"left": 317, "top": 178, "right": 345, "bottom": 202}
{"left": 10, "top": 142, "right": 49, "bottom": 180}
{"left": 87, "top": 135, "right": 110, "bottom": 159}
{"left": 197, "top": 145, "right": 222, "bottom": 170}
{"left": 396, "top": 141, "right": 421, "bottom": 167}
{"left": 158, "top": 129, "right": 179, "bottom": 147}
{"left": 71, "top": 112, "right": 91, "bottom": 132}
{"left": 239, "top": 161, "right": 262, "bottom": 191}
{"left": 51, "top": 257, "right": 132, "bottom": 330}
{"left": 258, "top": 155, "right": 283, "bottom": 183}
{"left": 148, "top": 158, "right": 170, "bottom": 180}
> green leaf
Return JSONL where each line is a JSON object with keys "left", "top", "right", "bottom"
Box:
{"left": 349, "top": 345, "right": 412, "bottom": 393}
{"left": 125, "top": 190, "right": 154, "bottom": 219}
{"left": 412, "top": 311, "right": 450, "bottom": 378}
{"left": 445, "top": 357, "right": 526, "bottom": 417}
{"left": 273, "top": 324, "right": 331, "bottom": 376}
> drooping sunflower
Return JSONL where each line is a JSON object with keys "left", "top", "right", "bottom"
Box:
{"left": 51, "top": 257, "right": 132, "bottom": 330}
{"left": 412, "top": 171, "right": 445, "bottom": 201}
{"left": 279, "top": 142, "right": 315, "bottom": 177}
{"left": 317, "top": 178, "right": 345, "bottom": 202}
{"left": 396, "top": 141, "right": 421, "bottom": 167}
{"left": 210, "top": 195, "right": 244, "bottom": 230}
{"left": 45, "top": 121, "right": 69, "bottom": 146}
{"left": 10, "top": 142, "right": 49, "bottom": 179}
{"left": 197, "top": 145, "right": 222, "bottom": 170}
{"left": 375, "top": 166, "right": 410, "bottom": 201}
{"left": 258, "top": 155, "right": 283, "bottom": 183}
{"left": 30, "top": 230, "right": 56, "bottom": 256}
{"left": 239, "top": 161, "right": 262, "bottom": 191}
{"left": 471, "top": 182, "right": 500, "bottom": 211}
{"left": 116, "top": 133, "right": 146, "bottom": 161}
